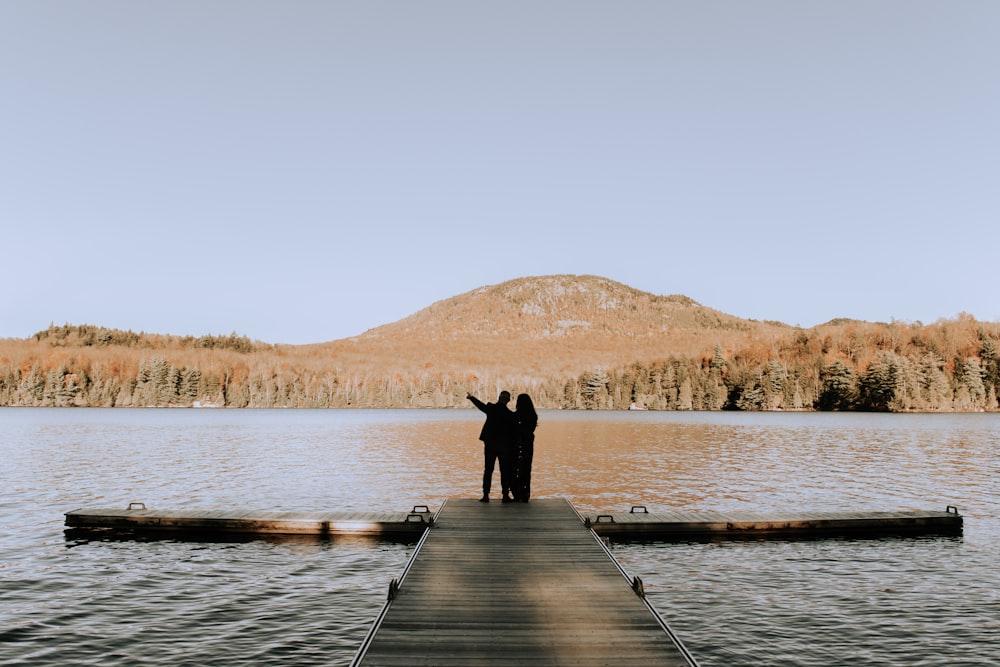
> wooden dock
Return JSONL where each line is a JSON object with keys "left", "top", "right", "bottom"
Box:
{"left": 64, "top": 502, "right": 962, "bottom": 541}
{"left": 63, "top": 503, "right": 432, "bottom": 539}
{"left": 586, "top": 505, "right": 963, "bottom": 539}
{"left": 351, "top": 498, "right": 698, "bottom": 667}
{"left": 63, "top": 500, "right": 963, "bottom": 665}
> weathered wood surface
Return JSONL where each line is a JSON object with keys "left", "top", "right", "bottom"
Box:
{"left": 587, "top": 506, "right": 963, "bottom": 538}
{"left": 64, "top": 504, "right": 432, "bottom": 537}
{"left": 65, "top": 503, "right": 963, "bottom": 540}
{"left": 352, "top": 498, "right": 698, "bottom": 667}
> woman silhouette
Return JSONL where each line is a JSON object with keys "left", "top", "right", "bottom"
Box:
{"left": 512, "top": 393, "right": 538, "bottom": 502}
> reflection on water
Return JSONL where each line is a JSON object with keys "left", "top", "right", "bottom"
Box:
{"left": 2, "top": 408, "right": 998, "bottom": 666}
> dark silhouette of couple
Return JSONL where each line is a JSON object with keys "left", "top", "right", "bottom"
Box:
{"left": 467, "top": 390, "right": 537, "bottom": 503}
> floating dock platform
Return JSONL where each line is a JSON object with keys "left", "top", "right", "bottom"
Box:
{"left": 65, "top": 502, "right": 962, "bottom": 540}
{"left": 586, "top": 505, "right": 964, "bottom": 539}
{"left": 351, "top": 498, "right": 698, "bottom": 667}
{"left": 64, "top": 502, "right": 433, "bottom": 539}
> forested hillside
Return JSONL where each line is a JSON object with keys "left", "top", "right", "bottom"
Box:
{"left": 1, "top": 275, "right": 998, "bottom": 411}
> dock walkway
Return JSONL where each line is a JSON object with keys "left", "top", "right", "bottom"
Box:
{"left": 352, "top": 498, "right": 698, "bottom": 667}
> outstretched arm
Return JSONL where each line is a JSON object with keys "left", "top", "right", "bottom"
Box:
{"left": 467, "top": 394, "right": 487, "bottom": 412}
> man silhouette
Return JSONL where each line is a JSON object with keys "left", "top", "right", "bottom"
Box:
{"left": 467, "top": 391, "right": 516, "bottom": 503}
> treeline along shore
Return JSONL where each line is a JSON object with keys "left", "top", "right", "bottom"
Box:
{"left": 2, "top": 315, "right": 999, "bottom": 412}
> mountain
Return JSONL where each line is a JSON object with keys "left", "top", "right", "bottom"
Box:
{"left": 320, "top": 274, "right": 789, "bottom": 379}
{"left": 4, "top": 275, "right": 999, "bottom": 411}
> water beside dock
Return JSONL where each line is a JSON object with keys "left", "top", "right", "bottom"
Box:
{"left": 7, "top": 408, "right": 999, "bottom": 666}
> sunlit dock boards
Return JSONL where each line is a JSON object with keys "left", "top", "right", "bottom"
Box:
{"left": 586, "top": 505, "right": 963, "bottom": 539}
{"left": 64, "top": 503, "right": 432, "bottom": 538}
{"left": 351, "top": 498, "right": 698, "bottom": 667}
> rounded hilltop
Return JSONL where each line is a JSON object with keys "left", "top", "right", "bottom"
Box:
{"left": 360, "top": 274, "right": 777, "bottom": 342}
{"left": 329, "top": 274, "right": 789, "bottom": 380}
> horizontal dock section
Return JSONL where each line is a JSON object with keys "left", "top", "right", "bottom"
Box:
{"left": 586, "top": 505, "right": 963, "bottom": 539}
{"left": 64, "top": 503, "right": 433, "bottom": 539}
{"left": 352, "top": 498, "right": 698, "bottom": 666}
{"left": 65, "top": 503, "right": 963, "bottom": 541}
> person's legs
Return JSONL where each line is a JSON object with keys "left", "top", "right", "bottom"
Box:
{"left": 509, "top": 442, "right": 523, "bottom": 500}
{"left": 520, "top": 443, "right": 533, "bottom": 501}
{"left": 482, "top": 444, "right": 498, "bottom": 500}
{"left": 499, "top": 443, "right": 514, "bottom": 501}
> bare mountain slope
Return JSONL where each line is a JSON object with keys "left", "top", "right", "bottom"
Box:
{"left": 321, "top": 275, "right": 789, "bottom": 378}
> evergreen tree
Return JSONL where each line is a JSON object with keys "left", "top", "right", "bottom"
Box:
{"left": 181, "top": 369, "right": 201, "bottom": 404}
{"left": 764, "top": 359, "right": 787, "bottom": 409}
{"left": 580, "top": 369, "right": 610, "bottom": 409}
{"left": 954, "top": 358, "right": 986, "bottom": 410}
{"left": 733, "top": 372, "right": 766, "bottom": 410}
{"left": 43, "top": 367, "right": 63, "bottom": 405}
{"left": 858, "top": 351, "right": 916, "bottom": 411}
{"left": 710, "top": 344, "right": 727, "bottom": 373}
{"left": 677, "top": 376, "right": 693, "bottom": 410}
{"left": 980, "top": 337, "right": 1000, "bottom": 401}
{"left": 917, "top": 353, "right": 951, "bottom": 410}
{"left": 818, "top": 360, "right": 858, "bottom": 410}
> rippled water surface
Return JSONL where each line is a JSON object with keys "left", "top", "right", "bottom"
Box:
{"left": 2, "top": 409, "right": 998, "bottom": 665}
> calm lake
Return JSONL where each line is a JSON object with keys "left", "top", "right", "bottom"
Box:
{"left": 2, "top": 408, "right": 997, "bottom": 666}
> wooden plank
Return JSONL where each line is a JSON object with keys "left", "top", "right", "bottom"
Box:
{"left": 587, "top": 507, "right": 963, "bottom": 538}
{"left": 64, "top": 506, "right": 432, "bottom": 538}
{"left": 352, "top": 498, "right": 698, "bottom": 667}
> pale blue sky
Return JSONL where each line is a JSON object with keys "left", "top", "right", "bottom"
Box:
{"left": 3, "top": 2, "right": 998, "bottom": 344}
